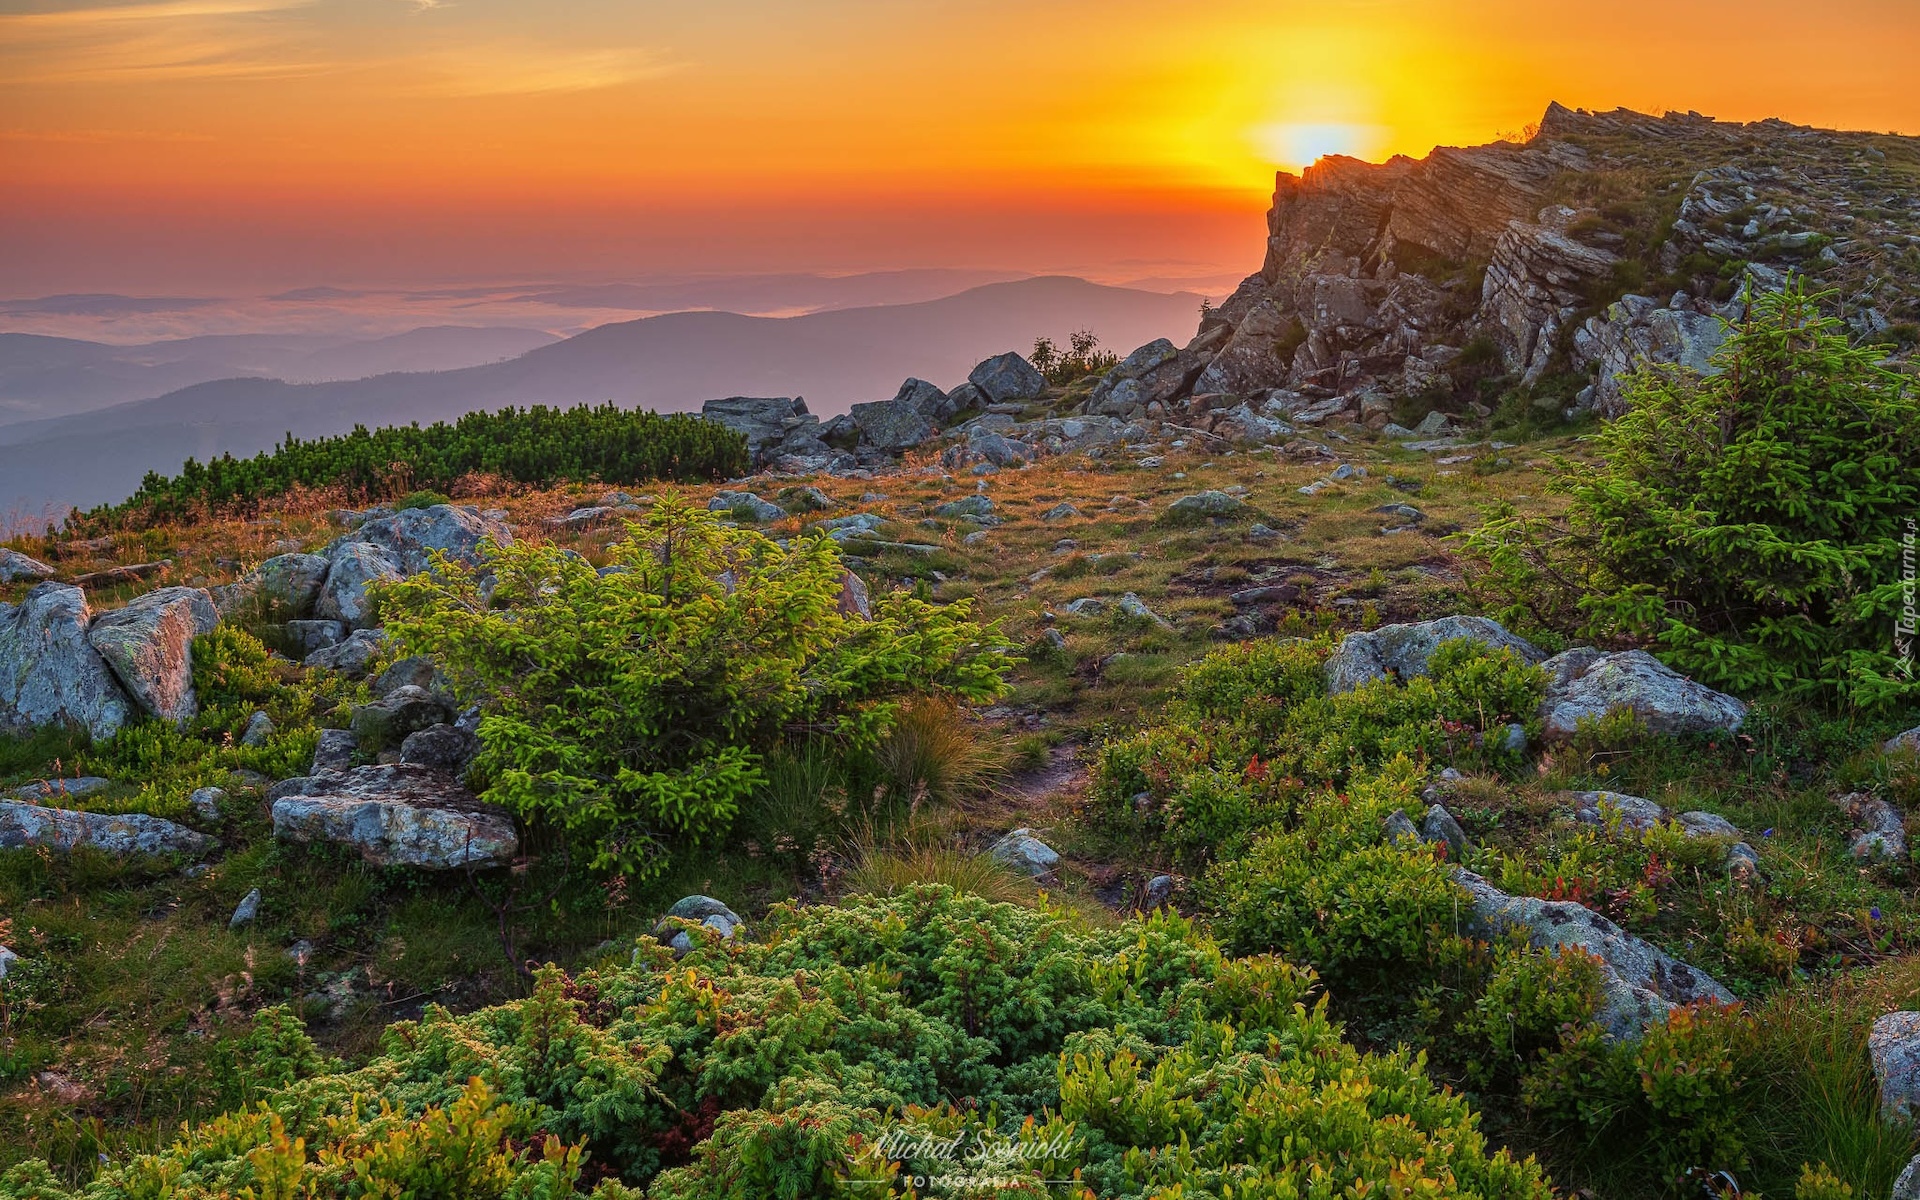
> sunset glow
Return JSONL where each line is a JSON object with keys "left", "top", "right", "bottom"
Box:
{"left": 4, "top": 0, "right": 1918, "bottom": 292}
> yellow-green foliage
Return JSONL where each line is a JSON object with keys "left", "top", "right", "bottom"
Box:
{"left": 378, "top": 497, "right": 1016, "bottom": 877}
{"left": 0, "top": 888, "right": 1554, "bottom": 1200}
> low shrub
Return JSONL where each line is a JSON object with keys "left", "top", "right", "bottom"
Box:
{"left": 0, "top": 888, "right": 1556, "bottom": 1200}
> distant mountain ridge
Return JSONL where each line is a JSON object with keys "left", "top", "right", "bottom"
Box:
{"left": 0, "top": 276, "right": 1202, "bottom": 515}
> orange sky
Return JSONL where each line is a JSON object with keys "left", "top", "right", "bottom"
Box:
{"left": 4, "top": 0, "right": 1919, "bottom": 293}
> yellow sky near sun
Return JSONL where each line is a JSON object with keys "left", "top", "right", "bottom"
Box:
{"left": 3, "top": 0, "right": 1918, "bottom": 288}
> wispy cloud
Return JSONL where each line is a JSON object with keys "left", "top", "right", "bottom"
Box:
{"left": 0, "top": 0, "right": 328, "bottom": 84}
{"left": 414, "top": 45, "right": 674, "bottom": 96}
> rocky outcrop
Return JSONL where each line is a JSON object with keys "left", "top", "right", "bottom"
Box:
{"left": 0, "top": 800, "right": 215, "bottom": 857}
{"left": 1453, "top": 867, "right": 1734, "bottom": 1041}
{"left": 0, "top": 549, "right": 55, "bottom": 583}
{"left": 0, "top": 583, "right": 133, "bottom": 741}
{"left": 1538, "top": 647, "right": 1746, "bottom": 738}
{"left": 1569, "top": 293, "right": 1730, "bottom": 415}
{"left": 969, "top": 353, "right": 1047, "bottom": 404}
{"left": 86, "top": 586, "right": 220, "bottom": 725}
{"left": 270, "top": 763, "right": 516, "bottom": 869}
{"left": 699, "top": 396, "right": 818, "bottom": 465}
{"left": 1479, "top": 208, "right": 1621, "bottom": 383}
{"left": 1325, "top": 615, "right": 1546, "bottom": 694}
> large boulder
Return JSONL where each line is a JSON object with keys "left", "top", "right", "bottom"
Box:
{"left": 85, "top": 586, "right": 220, "bottom": 725}
{"left": 0, "top": 583, "right": 132, "bottom": 741}
{"left": 270, "top": 763, "right": 517, "bottom": 869}
{"left": 0, "top": 800, "right": 215, "bottom": 858}
{"left": 313, "top": 542, "right": 401, "bottom": 628}
{"left": 1453, "top": 867, "right": 1734, "bottom": 1040}
{"left": 1538, "top": 647, "right": 1746, "bottom": 738}
{"left": 332, "top": 504, "right": 512, "bottom": 578}
{"left": 848, "top": 399, "right": 936, "bottom": 452}
{"left": 700, "top": 396, "right": 814, "bottom": 463}
{"left": 989, "top": 828, "right": 1060, "bottom": 877}
{"left": 892, "top": 377, "right": 959, "bottom": 424}
{"left": 968, "top": 352, "right": 1047, "bottom": 403}
{"left": 1325, "top": 616, "right": 1546, "bottom": 694}
{"left": 706, "top": 491, "right": 785, "bottom": 523}
{"left": 247, "top": 553, "right": 332, "bottom": 619}
{"left": 0, "top": 549, "right": 55, "bottom": 584}
{"left": 653, "top": 894, "right": 745, "bottom": 955}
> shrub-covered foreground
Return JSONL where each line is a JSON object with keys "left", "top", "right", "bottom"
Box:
{"left": 0, "top": 887, "right": 1553, "bottom": 1200}
{"left": 83, "top": 404, "right": 749, "bottom": 530}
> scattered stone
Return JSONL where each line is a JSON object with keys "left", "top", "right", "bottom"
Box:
{"left": 1676, "top": 810, "right": 1740, "bottom": 840}
{"left": 1383, "top": 808, "right": 1421, "bottom": 846}
{"left": 285, "top": 940, "right": 315, "bottom": 969}
{"left": 1570, "top": 790, "right": 1669, "bottom": 833}
{"left": 707, "top": 491, "right": 785, "bottom": 523}
{"left": 232, "top": 553, "right": 332, "bottom": 620}
{"left": 989, "top": 828, "right": 1059, "bottom": 877}
{"left": 1835, "top": 791, "right": 1907, "bottom": 861}
{"left": 1452, "top": 867, "right": 1734, "bottom": 1041}
{"left": 933, "top": 496, "right": 997, "bottom": 522}
{"left": 963, "top": 530, "right": 990, "bottom": 547}
{"left": 1886, "top": 725, "right": 1920, "bottom": 756}
{"left": 1371, "top": 503, "right": 1426, "bottom": 524}
{"left": 1896, "top": 1154, "right": 1920, "bottom": 1200}
{"left": 0, "top": 549, "right": 55, "bottom": 583}
{"left": 229, "top": 887, "right": 262, "bottom": 929}
{"left": 1538, "top": 647, "right": 1747, "bottom": 738}
{"left": 837, "top": 569, "right": 872, "bottom": 620}
{"left": 653, "top": 895, "right": 745, "bottom": 956}
{"left": 270, "top": 763, "right": 517, "bottom": 869}
{"left": 779, "top": 485, "right": 833, "bottom": 513}
{"left": 1063, "top": 597, "right": 1108, "bottom": 617}
{"left": 0, "top": 583, "right": 133, "bottom": 742}
{"left": 1041, "top": 503, "right": 1081, "bottom": 522}
{"left": 189, "top": 786, "right": 226, "bottom": 822}
{"left": 1163, "top": 490, "right": 1248, "bottom": 520}
{"left": 0, "top": 801, "right": 215, "bottom": 857}
{"left": 0, "top": 946, "right": 17, "bottom": 980}
{"left": 1247, "top": 523, "right": 1281, "bottom": 541}
{"left": 241, "top": 710, "right": 275, "bottom": 747}
{"left": 1116, "top": 592, "right": 1173, "bottom": 629}
{"left": 312, "top": 728, "right": 357, "bottom": 773}
{"left": 8, "top": 776, "right": 111, "bottom": 802}
{"left": 1143, "top": 874, "right": 1175, "bottom": 910}
{"left": 1325, "top": 615, "right": 1545, "bottom": 694}
{"left": 1422, "top": 767, "right": 1466, "bottom": 804}
{"left": 1421, "top": 804, "right": 1471, "bottom": 859}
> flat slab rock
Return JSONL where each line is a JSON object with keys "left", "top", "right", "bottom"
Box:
{"left": 0, "top": 799, "right": 215, "bottom": 857}
{"left": 1539, "top": 647, "right": 1746, "bottom": 738}
{"left": 270, "top": 763, "right": 516, "bottom": 870}
{"left": 1452, "top": 867, "right": 1733, "bottom": 1041}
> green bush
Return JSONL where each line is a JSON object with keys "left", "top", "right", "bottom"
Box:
{"left": 80, "top": 403, "right": 748, "bottom": 530}
{"left": 1463, "top": 941, "right": 1607, "bottom": 1085}
{"left": 378, "top": 497, "right": 1015, "bottom": 878}
{"left": 0, "top": 887, "right": 1554, "bottom": 1200}
{"left": 1464, "top": 282, "right": 1920, "bottom": 710}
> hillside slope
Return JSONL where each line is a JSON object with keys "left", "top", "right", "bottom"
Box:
{"left": 0, "top": 277, "right": 1199, "bottom": 515}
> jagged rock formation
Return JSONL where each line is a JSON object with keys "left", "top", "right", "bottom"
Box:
{"left": 1113, "top": 102, "right": 1920, "bottom": 427}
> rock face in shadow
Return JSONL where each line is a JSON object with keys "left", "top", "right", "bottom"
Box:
{"left": 0, "top": 583, "right": 132, "bottom": 741}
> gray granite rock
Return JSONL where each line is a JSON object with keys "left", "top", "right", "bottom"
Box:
{"left": 0, "top": 583, "right": 132, "bottom": 741}
{"left": 1325, "top": 615, "right": 1545, "bottom": 695}
{"left": 0, "top": 800, "right": 215, "bottom": 858}
{"left": 989, "top": 827, "right": 1060, "bottom": 877}
{"left": 270, "top": 763, "right": 516, "bottom": 869}
{"left": 1538, "top": 647, "right": 1746, "bottom": 738}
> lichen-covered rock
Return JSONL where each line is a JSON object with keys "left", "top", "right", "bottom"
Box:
{"left": 1453, "top": 867, "right": 1734, "bottom": 1041}
{"left": 399, "top": 723, "right": 479, "bottom": 774}
{"left": 0, "top": 945, "right": 17, "bottom": 979}
{"left": 1163, "top": 490, "right": 1248, "bottom": 521}
{"left": 933, "top": 496, "right": 996, "bottom": 522}
{"left": 1538, "top": 647, "right": 1746, "bottom": 738}
{"left": 652, "top": 895, "right": 745, "bottom": 955}
{"left": 334, "top": 504, "right": 512, "bottom": 578}
{"left": 215, "top": 552, "right": 332, "bottom": 620}
{"left": 1325, "top": 615, "right": 1545, "bottom": 695}
{"left": 1569, "top": 790, "right": 1669, "bottom": 833}
{"left": 706, "top": 491, "right": 785, "bottom": 523}
{"left": 311, "top": 728, "right": 358, "bottom": 773}
{"left": 240, "top": 709, "right": 275, "bottom": 747}
{"left": 969, "top": 352, "right": 1047, "bottom": 403}
{"left": 1872, "top": 1012, "right": 1920, "bottom": 1121}
{"left": 189, "top": 786, "right": 226, "bottom": 822}
{"left": 700, "top": 396, "right": 813, "bottom": 464}
{"left": 1835, "top": 791, "right": 1907, "bottom": 861}
{"left": 989, "top": 828, "right": 1060, "bottom": 877}
{"left": 351, "top": 684, "right": 451, "bottom": 752}
{"left": 0, "top": 549, "right": 55, "bottom": 583}
{"left": 229, "top": 887, "right": 262, "bottom": 929}
{"left": 1887, "top": 725, "right": 1920, "bottom": 756}
{"left": 313, "top": 542, "right": 401, "bottom": 628}
{"left": 0, "top": 583, "right": 132, "bottom": 741}
{"left": 8, "top": 776, "right": 111, "bottom": 802}
{"left": 284, "top": 619, "right": 346, "bottom": 655}
{"left": 86, "top": 586, "right": 219, "bottom": 725}
{"left": 0, "top": 800, "right": 215, "bottom": 858}
{"left": 848, "top": 399, "right": 936, "bottom": 451}
{"left": 1420, "top": 804, "right": 1471, "bottom": 859}
{"left": 891, "top": 377, "right": 958, "bottom": 424}
{"left": 270, "top": 763, "right": 516, "bottom": 869}
{"left": 303, "top": 628, "right": 387, "bottom": 677}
